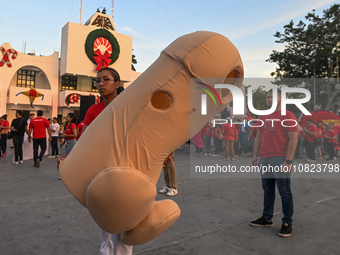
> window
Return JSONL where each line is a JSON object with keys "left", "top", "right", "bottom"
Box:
{"left": 61, "top": 75, "right": 77, "bottom": 90}
{"left": 92, "top": 79, "right": 98, "bottom": 92}
{"left": 17, "top": 69, "right": 36, "bottom": 88}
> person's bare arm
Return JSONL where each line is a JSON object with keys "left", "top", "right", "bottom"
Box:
{"left": 28, "top": 128, "right": 32, "bottom": 142}
{"left": 25, "top": 125, "right": 29, "bottom": 136}
{"left": 60, "top": 128, "right": 77, "bottom": 138}
{"left": 47, "top": 127, "right": 52, "bottom": 142}
{"left": 304, "top": 127, "right": 316, "bottom": 136}
{"left": 282, "top": 131, "right": 298, "bottom": 172}
{"left": 247, "top": 130, "right": 253, "bottom": 141}
{"left": 252, "top": 130, "right": 261, "bottom": 166}
{"left": 163, "top": 152, "right": 174, "bottom": 167}
{"left": 82, "top": 124, "right": 88, "bottom": 134}
{"left": 51, "top": 125, "right": 56, "bottom": 133}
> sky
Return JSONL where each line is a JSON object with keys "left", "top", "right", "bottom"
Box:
{"left": 1, "top": 0, "right": 338, "bottom": 77}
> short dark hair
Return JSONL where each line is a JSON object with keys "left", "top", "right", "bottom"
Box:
{"left": 37, "top": 110, "right": 43, "bottom": 116}
{"left": 1, "top": 114, "right": 7, "bottom": 120}
{"left": 16, "top": 110, "right": 23, "bottom": 116}
{"left": 317, "top": 120, "right": 322, "bottom": 123}
{"left": 53, "top": 117, "right": 58, "bottom": 122}
{"left": 307, "top": 119, "right": 313, "bottom": 123}
{"left": 29, "top": 113, "right": 35, "bottom": 117}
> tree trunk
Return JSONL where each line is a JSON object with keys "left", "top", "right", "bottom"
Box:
{"left": 325, "top": 89, "right": 340, "bottom": 110}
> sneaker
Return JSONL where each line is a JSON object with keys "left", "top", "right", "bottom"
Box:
{"left": 48, "top": 155, "right": 55, "bottom": 159}
{"left": 306, "top": 159, "right": 316, "bottom": 163}
{"left": 205, "top": 153, "right": 208, "bottom": 156}
{"left": 231, "top": 158, "right": 235, "bottom": 161}
{"left": 167, "top": 188, "right": 178, "bottom": 196}
{"left": 56, "top": 155, "right": 60, "bottom": 158}
{"left": 249, "top": 216, "right": 273, "bottom": 227}
{"left": 279, "top": 222, "right": 292, "bottom": 237}
{"left": 2, "top": 152, "right": 7, "bottom": 157}
{"left": 13, "top": 161, "right": 19, "bottom": 165}
{"left": 159, "top": 186, "right": 170, "bottom": 194}
{"left": 224, "top": 158, "right": 230, "bottom": 161}
{"left": 19, "top": 160, "right": 24, "bottom": 164}
{"left": 59, "top": 176, "right": 62, "bottom": 180}
{"left": 211, "top": 153, "right": 217, "bottom": 157}
{"left": 235, "top": 155, "right": 239, "bottom": 158}
{"left": 36, "top": 159, "right": 40, "bottom": 168}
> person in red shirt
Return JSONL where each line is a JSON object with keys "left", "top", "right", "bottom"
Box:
{"left": 77, "top": 120, "right": 85, "bottom": 140}
{"left": 248, "top": 121, "right": 258, "bottom": 157}
{"left": 234, "top": 121, "right": 241, "bottom": 157}
{"left": 212, "top": 124, "right": 223, "bottom": 156}
{"left": 201, "top": 122, "right": 212, "bottom": 156}
{"left": 294, "top": 123, "right": 304, "bottom": 159}
{"left": 222, "top": 117, "right": 238, "bottom": 160}
{"left": 303, "top": 119, "right": 319, "bottom": 162}
{"left": 58, "top": 67, "right": 132, "bottom": 255}
{"left": 28, "top": 110, "right": 52, "bottom": 167}
{"left": 60, "top": 113, "right": 77, "bottom": 154}
{"left": 316, "top": 120, "right": 323, "bottom": 159}
{"left": 0, "top": 114, "right": 10, "bottom": 158}
{"left": 324, "top": 122, "right": 338, "bottom": 161}
{"left": 250, "top": 89, "right": 298, "bottom": 238}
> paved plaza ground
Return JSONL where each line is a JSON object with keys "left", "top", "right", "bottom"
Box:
{"left": 1, "top": 141, "right": 340, "bottom": 255}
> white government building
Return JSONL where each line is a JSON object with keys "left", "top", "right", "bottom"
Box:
{"left": 0, "top": 9, "right": 140, "bottom": 122}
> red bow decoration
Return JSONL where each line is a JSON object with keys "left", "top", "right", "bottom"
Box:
{"left": 93, "top": 49, "right": 111, "bottom": 71}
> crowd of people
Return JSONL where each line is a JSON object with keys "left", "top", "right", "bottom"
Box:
{"left": 1, "top": 68, "right": 339, "bottom": 253}
{"left": 197, "top": 115, "right": 339, "bottom": 163}
{"left": 198, "top": 117, "right": 255, "bottom": 159}
{"left": 0, "top": 111, "right": 85, "bottom": 166}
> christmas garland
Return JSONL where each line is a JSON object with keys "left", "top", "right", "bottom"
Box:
{"left": 85, "top": 29, "right": 120, "bottom": 66}
{"left": 65, "top": 93, "right": 82, "bottom": 106}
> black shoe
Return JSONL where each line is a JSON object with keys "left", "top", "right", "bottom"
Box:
{"left": 249, "top": 216, "right": 273, "bottom": 227}
{"left": 36, "top": 159, "right": 40, "bottom": 168}
{"left": 279, "top": 222, "right": 292, "bottom": 237}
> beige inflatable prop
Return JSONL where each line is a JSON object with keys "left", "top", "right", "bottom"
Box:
{"left": 59, "top": 31, "right": 243, "bottom": 245}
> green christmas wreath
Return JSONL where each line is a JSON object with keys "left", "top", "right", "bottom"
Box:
{"left": 85, "top": 29, "right": 120, "bottom": 65}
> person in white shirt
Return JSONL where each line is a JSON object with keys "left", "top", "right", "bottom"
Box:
{"left": 49, "top": 117, "right": 60, "bottom": 158}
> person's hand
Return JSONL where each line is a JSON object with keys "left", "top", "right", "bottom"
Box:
{"left": 282, "top": 161, "right": 291, "bottom": 172}
{"left": 28, "top": 137, "right": 31, "bottom": 143}
{"left": 60, "top": 133, "right": 66, "bottom": 138}
{"left": 163, "top": 153, "right": 173, "bottom": 167}
{"left": 251, "top": 156, "right": 258, "bottom": 166}
{"left": 49, "top": 137, "right": 52, "bottom": 142}
{"left": 247, "top": 137, "right": 250, "bottom": 141}
{"left": 57, "top": 154, "right": 68, "bottom": 170}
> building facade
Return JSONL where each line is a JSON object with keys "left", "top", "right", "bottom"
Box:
{"left": 0, "top": 10, "right": 140, "bottom": 122}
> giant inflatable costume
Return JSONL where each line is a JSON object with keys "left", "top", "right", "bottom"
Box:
{"left": 59, "top": 31, "right": 243, "bottom": 245}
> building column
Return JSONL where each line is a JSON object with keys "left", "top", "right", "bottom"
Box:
{"left": 0, "top": 87, "right": 7, "bottom": 116}
{"left": 52, "top": 89, "right": 59, "bottom": 118}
